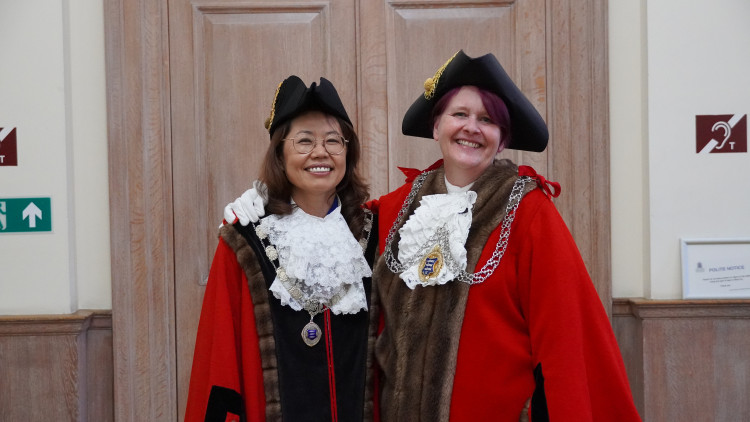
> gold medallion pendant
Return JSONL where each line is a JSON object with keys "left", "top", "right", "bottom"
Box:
{"left": 419, "top": 245, "right": 444, "bottom": 283}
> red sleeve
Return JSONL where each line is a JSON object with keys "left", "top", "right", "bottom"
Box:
{"left": 376, "top": 183, "right": 413, "bottom": 255}
{"left": 518, "top": 192, "right": 640, "bottom": 421}
{"left": 184, "top": 237, "right": 266, "bottom": 422}
{"left": 363, "top": 199, "right": 380, "bottom": 214}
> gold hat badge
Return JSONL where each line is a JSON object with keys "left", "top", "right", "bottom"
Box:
{"left": 423, "top": 50, "right": 459, "bottom": 100}
{"left": 264, "top": 81, "right": 284, "bottom": 131}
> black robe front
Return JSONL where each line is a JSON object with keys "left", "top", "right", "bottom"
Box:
{"left": 185, "top": 215, "right": 377, "bottom": 422}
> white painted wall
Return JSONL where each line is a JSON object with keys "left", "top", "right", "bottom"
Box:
{"left": 609, "top": 0, "right": 649, "bottom": 298}
{"left": 1, "top": 1, "right": 748, "bottom": 314}
{"left": 645, "top": 1, "right": 750, "bottom": 298}
{"left": 67, "top": 0, "right": 111, "bottom": 310}
{"left": 610, "top": 0, "right": 750, "bottom": 299}
{"left": 0, "top": 0, "right": 109, "bottom": 314}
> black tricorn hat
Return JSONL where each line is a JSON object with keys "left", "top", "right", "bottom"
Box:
{"left": 402, "top": 50, "right": 548, "bottom": 152}
{"left": 264, "top": 75, "right": 352, "bottom": 137}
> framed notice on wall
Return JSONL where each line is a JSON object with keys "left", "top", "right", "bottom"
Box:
{"left": 681, "top": 238, "right": 750, "bottom": 299}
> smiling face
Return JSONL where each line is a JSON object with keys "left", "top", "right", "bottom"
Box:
{"left": 432, "top": 86, "right": 503, "bottom": 186}
{"left": 282, "top": 110, "right": 347, "bottom": 205}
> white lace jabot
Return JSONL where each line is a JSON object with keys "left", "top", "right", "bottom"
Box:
{"left": 258, "top": 202, "right": 371, "bottom": 314}
{"left": 397, "top": 189, "right": 477, "bottom": 289}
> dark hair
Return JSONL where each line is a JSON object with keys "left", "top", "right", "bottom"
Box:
{"left": 430, "top": 86, "right": 512, "bottom": 150}
{"left": 259, "top": 113, "right": 369, "bottom": 238}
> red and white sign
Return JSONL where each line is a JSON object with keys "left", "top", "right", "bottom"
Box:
{"left": 0, "top": 127, "right": 18, "bottom": 166}
{"left": 696, "top": 114, "right": 747, "bottom": 154}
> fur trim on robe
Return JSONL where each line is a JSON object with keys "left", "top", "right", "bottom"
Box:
{"left": 220, "top": 224, "right": 283, "bottom": 420}
{"left": 373, "top": 158, "right": 535, "bottom": 421}
{"left": 220, "top": 221, "right": 376, "bottom": 422}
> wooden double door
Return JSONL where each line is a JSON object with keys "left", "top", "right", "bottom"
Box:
{"left": 105, "top": 0, "right": 609, "bottom": 420}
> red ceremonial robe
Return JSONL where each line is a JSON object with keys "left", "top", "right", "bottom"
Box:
{"left": 185, "top": 229, "right": 266, "bottom": 422}
{"left": 185, "top": 216, "right": 377, "bottom": 422}
{"left": 372, "top": 159, "right": 641, "bottom": 422}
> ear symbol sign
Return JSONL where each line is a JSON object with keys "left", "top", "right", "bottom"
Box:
{"left": 711, "top": 121, "right": 732, "bottom": 150}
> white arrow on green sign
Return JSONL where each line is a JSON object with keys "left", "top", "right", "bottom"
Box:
{"left": 0, "top": 197, "right": 52, "bottom": 232}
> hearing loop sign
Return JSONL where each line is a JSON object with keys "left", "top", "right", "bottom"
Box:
{"left": 0, "top": 127, "right": 18, "bottom": 166}
{"left": 696, "top": 114, "right": 747, "bottom": 154}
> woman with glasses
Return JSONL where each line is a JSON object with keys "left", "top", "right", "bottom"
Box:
{"left": 185, "top": 75, "right": 377, "bottom": 422}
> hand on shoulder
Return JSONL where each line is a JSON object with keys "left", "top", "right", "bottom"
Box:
{"left": 223, "top": 180, "right": 268, "bottom": 226}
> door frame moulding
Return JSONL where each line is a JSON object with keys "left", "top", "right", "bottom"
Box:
{"left": 104, "top": 0, "right": 177, "bottom": 420}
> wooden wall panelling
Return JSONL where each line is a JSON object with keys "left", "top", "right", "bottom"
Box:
{"left": 589, "top": 0, "right": 611, "bottom": 311}
{"left": 638, "top": 300, "right": 750, "bottom": 422}
{"left": 612, "top": 299, "right": 645, "bottom": 416}
{"left": 358, "top": 0, "right": 389, "bottom": 199}
{"left": 87, "top": 312, "right": 114, "bottom": 421}
{"left": 0, "top": 311, "right": 113, "bottom": 421}
{"left": 614, "top": 299, "right": 750, "bottom": 422}
{"left": 104, "top": 0, "right": 176, "bottom": 420}
{"left": 546, "top": 0, "right": 611, "bottom": 311}
{"left": 499, "top": 0, "right": 548, "bottom": 173}
{"left": 0, "top": 315, "right": 88, "bottom": 420}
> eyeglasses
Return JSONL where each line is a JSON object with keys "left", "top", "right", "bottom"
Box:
{"left": 283, "top": 134, "right": 349, "bottom": 155}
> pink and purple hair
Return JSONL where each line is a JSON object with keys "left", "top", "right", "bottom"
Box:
{"left": 430, "top": 86, "right": 512, "bottom": 150}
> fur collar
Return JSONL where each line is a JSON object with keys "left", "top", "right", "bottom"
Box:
{"left": 220, "top": 224, "right": 283, "bottom": 420}
{"left": 220, "top": 223, "right": 376, "bottom": 422}
{"left": 374, "top": 159, "right": 527, "bottom": 421}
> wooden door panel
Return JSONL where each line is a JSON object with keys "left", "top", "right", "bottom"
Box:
{"left": 106, "top": 0, "right": 609, "bottom": 419}
{"left": 170, "top": 1, "right": 356, "bottom": 419}
{"left": 360, "top": 0, "right": 547, "bottom": 198}
{"left": 105, "top": 0, "right": 610, "bottom": 421}
{"left": 359, "top": 1, "right": 609, "bottom": 308}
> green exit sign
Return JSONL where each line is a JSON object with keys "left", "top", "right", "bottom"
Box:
{"left": 0, "top": 197, "right": 52, "bottom": 233}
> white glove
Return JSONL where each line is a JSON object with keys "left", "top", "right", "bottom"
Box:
{"left": 223, "top": 180, "right": 267, "bottom": 226}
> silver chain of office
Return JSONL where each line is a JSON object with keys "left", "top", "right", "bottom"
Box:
{"left": 383, "top": 172, "right": 530, "bottom": 285}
